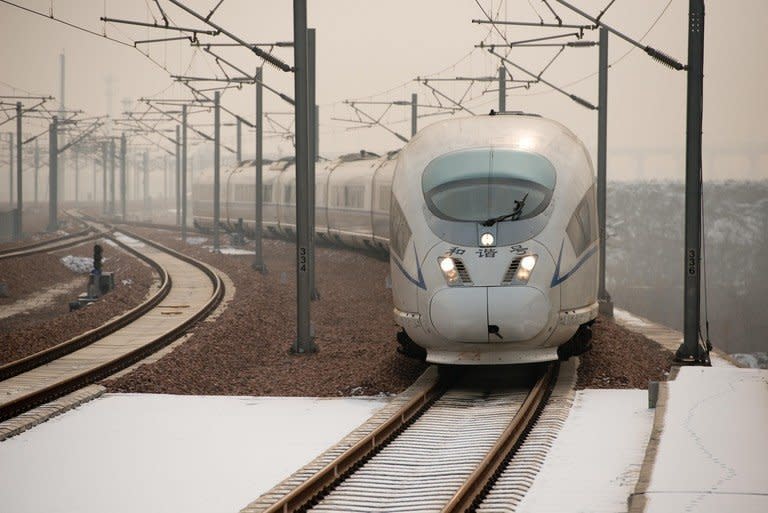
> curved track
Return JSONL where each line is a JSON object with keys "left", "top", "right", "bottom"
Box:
{"left": 0, "top": 221, "right": 224, "bottom": 422}
{"left": 261, "top": 364, "right": 556, "bottom": 513}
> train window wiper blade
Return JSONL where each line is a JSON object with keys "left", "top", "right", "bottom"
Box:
{"left": 481, "top": 193, "right": 529, "bottom": 226}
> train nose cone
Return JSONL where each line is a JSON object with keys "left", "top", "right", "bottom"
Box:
{"left": 429, "top": 286, "right": 550, "bottom": 343}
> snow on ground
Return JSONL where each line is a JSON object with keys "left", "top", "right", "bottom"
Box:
{"left": 113, "top": 232, "right": 145, "bottom": 248}
{"left": 211, "top": 246, "right": 254, "bottom": 255}
{"left": 641, "top": 367, "right": 768, "bottom": 513}
{"left": 517, "top": 389, "right": 654, "bottom": 513}
{"left": 0, "top": 394, "right": 387, "bottom": 513}
{"left": 184, "top": 236, "right": 208, "bottom": 246}
{"left": 731, "top": 352, "right": 768, "bottom": 369}
{"left": 60, "top": 255, "right": 96, "bottom": 274}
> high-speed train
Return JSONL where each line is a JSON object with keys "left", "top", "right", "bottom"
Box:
{"left": 193, "top": 113, "right": 599, "bottom": 365}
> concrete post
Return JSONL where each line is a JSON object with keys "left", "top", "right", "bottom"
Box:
{"left": 411, "top": 93, "right": 418, "bottom": 137}
{"left": 213, "top": 91, "right": 221, "bottom": 252}
{"left": 181, "top": 105, "right": 188, "bottom": 241}
{"left": 143, "top": 150, "right": 149, "bottom": 217}
{"left": 47, "top": 116, "right": 58, "bottom": 231}
{"left": 15, "top": 103, "right": 22, "bottom": 239}
{"left": 8, "top": 132, "right": 13, "bottom": 206}
{"left": 308, "top": 28, "right": 318, "bottom": 300}
{"left": 120, "top": 133, "right": 127, "bottom": 221}
{"left": 101, "top": 141, "right": 107, "bottom": 215}
{"left": 291, "top": 1, "right": 316, "bottom": 353}
{"left": 597, "top": 27, "right": 613, "bottom": 316}
{"left": 678, "top": 0, "right": 709, "bottom": 364}
{"left": 109, "top": 139, "right": 116, "bottom": 217}
{"left": 252, "top": 67, "right": 266, "bottom": 272}
{"left": 498, "top": 66, "right": 506, "bottom": 113}
{"left": 175, "top": 125, "right": 181, "bottom": 226}
{"left": 236, "top": 116, "right": 242, "bottom": 164}
{"left": 34, "top": 138, "right": 39, "bottom": 204}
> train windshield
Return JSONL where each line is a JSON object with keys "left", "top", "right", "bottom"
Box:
{"left": 422, "top": 149, "right": 556, "bottom": 223}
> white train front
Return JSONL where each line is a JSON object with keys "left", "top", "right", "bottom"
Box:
{"left": 193, "top": 113, "right": 599, "bottom": 365}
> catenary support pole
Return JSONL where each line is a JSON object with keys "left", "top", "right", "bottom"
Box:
{"left": 678, "top": 0, "right": 709, "bottom": 364}
{"left": 291, "top": 0, "right": 316, "bottom": 353}
{"left": 47, "top": 116, "right": 58, "bottom": 231}
{"left": 308, "top": 28, "right": 318, "bottom": 300}
{"left": 597, "top": 27, "right": 613, "bottom": 315}
{"left": 236, "top": 116, "right": 242, "bottom": 164}
{"left": 498, "top": 66, "right": 506, "bottom": 113}
{"left": 175, "top": 125, "right": 181, "bottom": 226}
{"left": 74, "top": 147, "right": 79, "bottom": 204}
{"left": 411, "top": 93, "right": 418, "bottom": 137}
{"left": 181, "top": 105, "right": 188, "bottom": 241}
{"left": 34, "top": 139, "right": 39, "bottom": 204}
{"left": 164, "top": 155, "right": 168, "bottom": 201}
{"left": 15, "top": 103, "right": 22, "bottom": 239}
{"left": 8, "top": 133, "right": 13, "bottom": 206}
{"left": 101, "top": 141, "right": 107, "bottom": 215}
{"left": 252, "top": 67, "right": 266, "bottom": 272}
{"left": 143, "top": 150, "right": 149, "bottom": 217}
{"left": 120, "top": 133, "right": 127, "bottom": 220}
{"left": 213, "top": 91, "right": 221, "bottom": 252}
{"left": 109, "top": 139, "right": 116, "bottom": 217}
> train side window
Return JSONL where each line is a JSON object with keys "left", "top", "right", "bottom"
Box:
{"left": 283, "top": 185, "right": 295, "bottom": 204}
{"left": 389, "top": 198, "right": 411, "bottom": 260}
{"left": 378, "top": 185, "right": 391, "bottom": 212}
{"left": 566, "top": 185, "right": 597, "bottom": 255}
{"left": 345, "top": 185, "right": 365, "bottom": 209}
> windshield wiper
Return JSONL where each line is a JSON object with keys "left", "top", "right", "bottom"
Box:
{"left": 481, "top": 193, "right": 528, "bottom": 226}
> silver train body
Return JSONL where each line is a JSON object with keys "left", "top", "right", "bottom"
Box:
{"left": 193, "top": 114, "right": 599, "bottom": 365}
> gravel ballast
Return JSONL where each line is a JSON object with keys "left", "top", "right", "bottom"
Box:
{"left": 106, "top": 227, "right": 674, "bottom": 396}
{"left": 0, "top": 239, "right": 157, "bottom": 365}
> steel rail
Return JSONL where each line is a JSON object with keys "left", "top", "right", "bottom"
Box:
{"left": 442, "top": 363, "right": 557, "bottom": 513}
{"left": 0, "top": 229, "right": 97, "bottom": 260}
{"left": 0, "top": 230, "right": 171, "bottom": 381}
{"left": 261, "top": 363, "right": 556, "bottom": 513}
{"left": 262, "top": 378, "right": 449, "bottom": 513}
{"left": 0, "top": 224, "right": 224, "bottom": 422}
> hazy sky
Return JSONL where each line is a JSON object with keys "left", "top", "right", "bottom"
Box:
{"left": 1, "top": 0, "right": 766, "bottom": 179}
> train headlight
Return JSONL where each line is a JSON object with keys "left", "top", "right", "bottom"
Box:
{"left": 515, "top": 254, "right": 538, "bottom": 283}
{"left": 438, "top": 257, "right": 461, "bottom": 286}
{"left": 480, "top": 232, "right": 495, "bottom": 247}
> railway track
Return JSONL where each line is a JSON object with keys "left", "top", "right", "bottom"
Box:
{"left": 260, "top": 364, "right": 556, "bottom": 513}
{"left": 0, "top": 217, "right": 224, "bottom": 423}
{"left": 0, "top": 228, "right": 99, "bottom": 261}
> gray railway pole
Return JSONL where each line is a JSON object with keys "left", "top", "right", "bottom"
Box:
{"left": 291, "top": 0, "right": 316, "bottom": 354}
{"left": 597, "top": 27, "right": 613, "bottom": 316}
{"left": 411, "top": 93, "right": 418, "bottom": 137}
{"left": 308, "top": 28, "right": 318, "bottom": 300}
{"left": 101, "top": 141, "right": 107, "bottom": 215}
{"left": 163, "top": 155, "right": 168, "bottom": 201}
{"left": 47, "top": 116, "right": 58, "bottom": 231}
{"left": 498, "top": 66, "right": 506, "bottom": 113}
{"left": 8, "top": 133, "right": 13, "bottom": 207}
{"left": 120, "top": 133, "right": 127, "bottom": 221}
{"left": 213, "top": 91, "right": 221, "bottom": 253}
{"left": 236, "top": 116, "right": 242, "bottom": 164}
{"left": 181, "top": 105, "right": 188, "bottom": 241}
{"left": 252, "top": 67, "right": 266, "bottom": 273}
{"left": 15, "top": 103, "right": 22, "bottom": 239}
{"left": 143, "top": 150, "right": 149, "bottom": 217}
{"left": 34, "top": 139, "right": 39, "bottom": 205}
{"left": 678, "top": 0, "right": 709, "bottom": 364}
{"left": 109, "top": 139, "right": 116, "bottom": 218}
{"left": 175, "top": 125, "right": 181, "bottom": 226}
{"left": 74, "top": 147, "right": 79, "bottom": 204}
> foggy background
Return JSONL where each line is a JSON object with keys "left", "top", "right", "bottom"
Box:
{"left": 1, "top": 1, "right": 766, "bottom": 353}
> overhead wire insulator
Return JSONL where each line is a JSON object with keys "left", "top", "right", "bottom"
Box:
{"left": 569, "top": 94, "right": 597, "bottom": 110}
{"left": 644, "top": 46, "right": 686, "bottom": 71}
